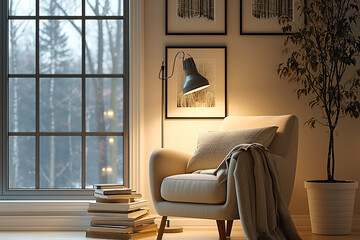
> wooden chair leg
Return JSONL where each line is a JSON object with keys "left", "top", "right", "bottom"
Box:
{"left": 226, "top": 220, "right": 233, "bottom": 237}
{"left": 157, "top": 216, "right": 167, "bottom": 240}
{"left": 216, "top": 220, "right": 226, "bottom": 240}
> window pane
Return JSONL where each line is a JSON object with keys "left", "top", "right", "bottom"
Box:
{"left": 40, "top": 0, "right": 82, "bottom": 16}
{"left": 40, "top": 136, "right": 82, "bottom": 188}
{"left": 9, "top": 20, "right": 35, "bottom": 74}
{"left": 86, "top": 0, "right": 123, "bottom": 16}
{"left": 86, "top": 136, "right": 123, "bottom": 188}
{"left": 9, "top": 0, "right": 35, "bottom": 16}
{"left": 9, "top": 78, "right": 36, "bottom": 132}
{"left": 86, "top": 78, "right": 123, "bottom": 132}
{"left": 86, "top": 20, "right": 123, "bottom": 74}
{"left": 9, "top": 136, "right": 35, "bottom": 189}
{"left": 40, "top": 78, "right": 81, "bottom": 132}
{"left": 6, "top": 0, "right": 127, "bottom": 193}
{"left": 40, "top": 20, "right": 82, "bottom": 74}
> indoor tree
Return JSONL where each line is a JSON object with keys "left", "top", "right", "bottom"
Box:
{"left": 278, "top": 0, "right": 360, "bottom": 182}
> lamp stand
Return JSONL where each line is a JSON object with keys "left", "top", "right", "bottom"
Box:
{"left": 158, "top": 52, "right": 209, "bottom": 234}
{"left": 159, "top": 62, "right": 183, "bottom": 234}
{"left": 163, "top": 220, "right": 184, "bottom": 233}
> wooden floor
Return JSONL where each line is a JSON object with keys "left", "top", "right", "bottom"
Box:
{"left": 0, "top": 229, "right": 359, "bottom": 240}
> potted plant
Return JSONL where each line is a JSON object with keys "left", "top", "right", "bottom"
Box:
{"left": 278, "top": 0, "right": 360, "bottom": 235}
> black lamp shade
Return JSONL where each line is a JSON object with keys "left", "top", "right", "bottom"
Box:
{"left": 182, "top": 57, "right": 210, "bottom": 95}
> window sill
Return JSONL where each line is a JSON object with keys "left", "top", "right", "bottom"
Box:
{"left": 0, "top": 200, "right": 94, "bottom": 215}
{"left": 0, "top": 200, "right": 94, "bottom": 230}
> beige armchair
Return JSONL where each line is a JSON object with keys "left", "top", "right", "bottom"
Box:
{"left": 149, "top": 115, "right": 298, "bottom": 240}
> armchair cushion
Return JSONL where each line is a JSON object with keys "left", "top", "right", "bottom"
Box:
{"left": 160, "top": 173, "right": 227, "bottom": 204}
{"left": 186, "top": 126, "right": 278, "bottom": 173}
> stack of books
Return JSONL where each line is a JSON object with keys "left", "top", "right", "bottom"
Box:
{"left": 86, "top": 184, "right": 157, "bottom": 239}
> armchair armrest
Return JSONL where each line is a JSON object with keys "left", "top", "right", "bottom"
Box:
{"left": 149, "top": 148, "right": 192, "bottom": 203}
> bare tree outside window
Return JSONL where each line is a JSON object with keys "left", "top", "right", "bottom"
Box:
{"left": 252, "top": 0, "right": 293, "bottom": 20}
{"left": 85, "top": 0, "right": 124, "bottom": 186}
{"left": 8, "top": 0, "right": 36, "bottom": 189}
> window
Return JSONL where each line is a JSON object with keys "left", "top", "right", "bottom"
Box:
{"left": 0, "top": 0, "right": 129, "bottom": 198}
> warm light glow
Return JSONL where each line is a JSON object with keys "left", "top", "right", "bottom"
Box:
{"left": 103, "top": 111, "right": 108, "bottom": 116}
{"left": 109, "top": 137, "right": 114, "bottom": 144}
{"left": 183, "top": 84, "right": 210, "bottom": 95}
{"left": 107, "top": 110, "right": 114, "bottom": 118}
{"left": 102, "top": 167, "right": 113, "bottom": 174}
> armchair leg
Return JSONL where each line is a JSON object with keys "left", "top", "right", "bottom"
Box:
{"left": 226, "top": 220, "right": 233, "bottom": 237}
{"left": 157, "top": 216, "right": 167, "bottom": 240}
{"left": 216, "top": 220, "right": 226, "bottom": 240}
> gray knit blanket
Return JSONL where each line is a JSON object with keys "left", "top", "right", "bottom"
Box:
{"left": 215, "top": 143, "right": 302, "bottom": 240}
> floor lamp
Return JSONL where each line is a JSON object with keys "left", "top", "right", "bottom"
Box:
{"left": 158, "top": 51, "right": 210, "bottom": 232}
{"left": 159, "top": 51, "right": 210, "bottom": 148}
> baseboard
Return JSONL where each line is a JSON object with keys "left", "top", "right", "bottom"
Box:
{"left": 0, "top": 216, "right": 90, "bottom": 231}
{"left": 0, "top": 201, "right": 359, "bottom": 231}
{"left": 1, "top": 215, "right": 359, "bottom": 231}
{"left": 163, "top": 216, "right": 308, "bottom": 229}
{"left": 158, "top": 215, "right": 360, "bottom": 232}
{"left": 292, "top": 215, "right": 311, "bottom": 231}
{"left": 290, "top": 215, "right": 360, "bottom": 231}
{"left": 0, "top": 201, "right": 91, "bottom": 230}
{"left": 0, "top": 200, "right": 90, "bottom": 215}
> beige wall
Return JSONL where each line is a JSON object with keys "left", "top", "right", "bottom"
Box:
{"left": 142, "top": 0, "right": 360, "bottom": 215}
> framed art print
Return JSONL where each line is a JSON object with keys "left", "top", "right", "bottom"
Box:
{"left": 166, "top": 46, "right": 227, "bottom": 119}
{"left": 166, "top": 0, "right": 227, "bottom": 35}
{"left": 240, "top": 0, "right": 303, "bottom": 35}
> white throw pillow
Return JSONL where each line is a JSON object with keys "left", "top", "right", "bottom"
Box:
{"left": 186, "top": 126, "right": 278, "bottom": 173}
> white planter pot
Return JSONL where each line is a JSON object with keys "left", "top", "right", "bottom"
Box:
{"left": 305, "top": 181, "right": 358, "bottom": 235}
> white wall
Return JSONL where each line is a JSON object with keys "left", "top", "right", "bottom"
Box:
{"left": 142, "top": 0, "right": 360, "bottom": 215}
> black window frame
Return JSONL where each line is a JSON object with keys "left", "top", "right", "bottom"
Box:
{"left": 0, "top": 0, "right": 129, "bottom": 200}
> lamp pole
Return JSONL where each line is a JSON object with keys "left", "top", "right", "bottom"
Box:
{"left": 160, "top": 61, "right": 166, "bottom": 148}
{"left": 157, "top": 51, "right": 210, "bottom": 233}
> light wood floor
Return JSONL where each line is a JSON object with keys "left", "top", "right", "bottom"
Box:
{"left": 0, "top": 229, "right": 360, "bottom": 240}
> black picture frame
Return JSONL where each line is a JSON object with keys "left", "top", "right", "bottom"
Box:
{"left": 166, "top": 0, "right": 227, "bottom": 35}
{"left": 240, "top": 0, "right": 303, "bottom": 35}
{"left": 165, "top": 46, "right": 227, "bottom": 119}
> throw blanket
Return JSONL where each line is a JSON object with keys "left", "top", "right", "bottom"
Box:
{"left": 215, "top": 143, "right": 302, "bottom": 240}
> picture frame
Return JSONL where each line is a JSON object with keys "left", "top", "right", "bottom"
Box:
{"left": 165, "top": 46, "right": 227, "bottom": 119}
{"left": 166, "top": 0, "right": 227, "bottom": 35}
{"left": 240, "top": 0, "right": 303, "bottom": 35}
